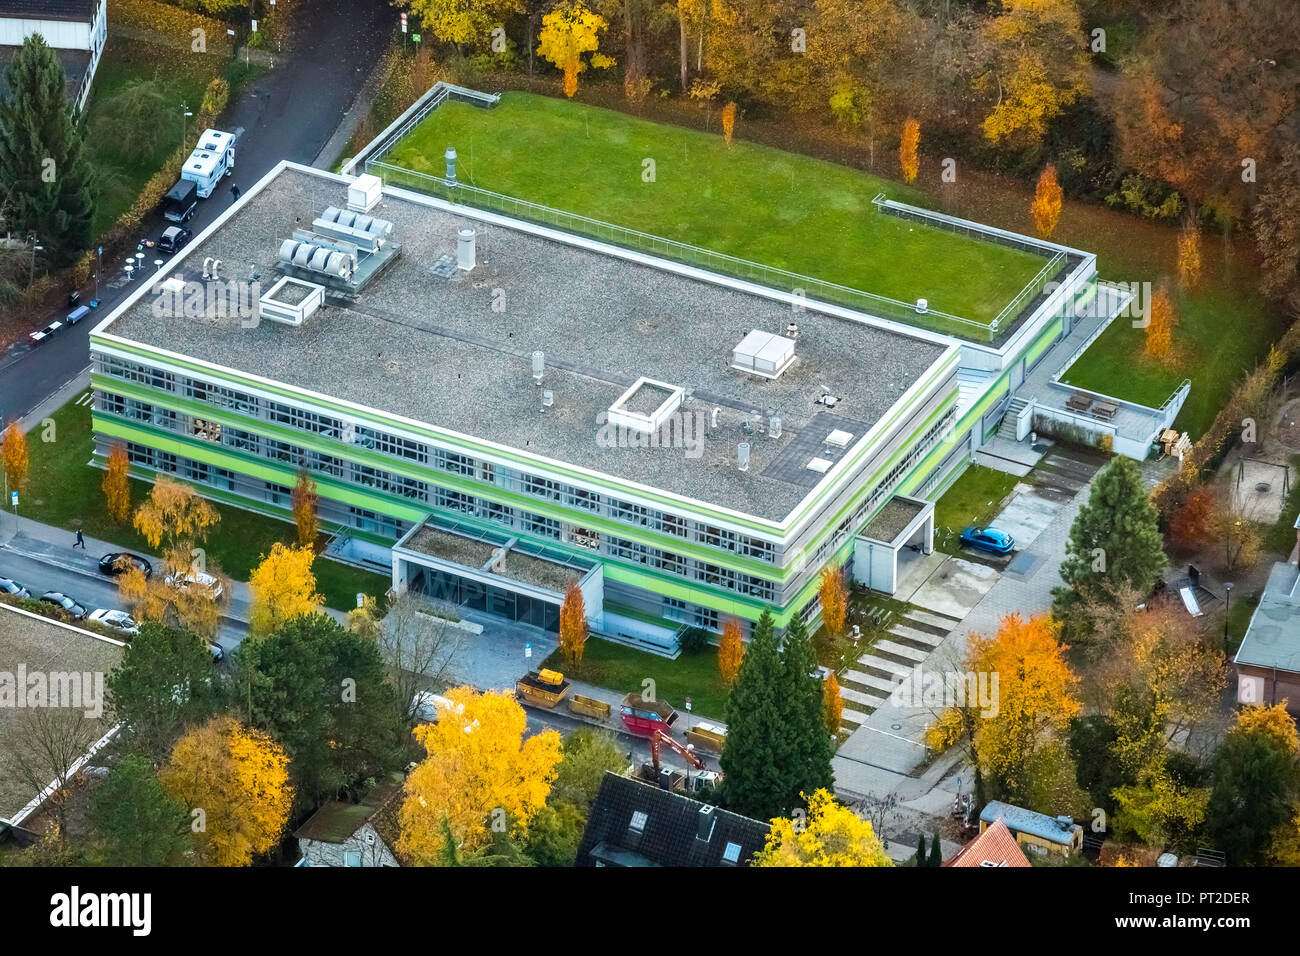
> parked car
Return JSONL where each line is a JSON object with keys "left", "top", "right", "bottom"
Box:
{"left": 0, "top": 577, "right": 31, "bottom": 599}
{"left": 158, "top": 225, "right": 193, "bottom": 253}
{"left": 164, "top": 569, "right": 224, "bottom": 600}
{"left": 98, "top": 552, "right": 153, "bottom": 578}
{"left": 208, "top": 641, "right": 224, "bottom": 662}
{"left": 40, "top": 592, "right": 89, "bottom": 619}
{"left": 960, "top": 526, "right": 1016, "bottom": 555}
{"left": 88, "top": 608, "right": 140, "bottom": 637}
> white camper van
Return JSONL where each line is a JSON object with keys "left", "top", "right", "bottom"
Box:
{"left": 181, "top": 128, "right": 236, "bottom": 198}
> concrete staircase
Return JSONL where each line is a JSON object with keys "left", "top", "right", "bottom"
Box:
{"left": 996, "top": 396, "right": 1030, "bottom": 442}
{"left": 837, "top": 607, "right": 960, "bottom": 731}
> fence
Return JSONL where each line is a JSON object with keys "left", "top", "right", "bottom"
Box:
{"left": 367, "top": 161, "right": 1004, "bottom": 343}
{"left": 343, "top": 81, "right": 500, "bottom": 177}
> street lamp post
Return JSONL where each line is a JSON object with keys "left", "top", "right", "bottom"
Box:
{"left": 27, "top": 236, "right": 43, "bottom": 285}
{"left": 1224, "top": 582, "right": 1234, "bottom": 650}
{"left": 180, "top": 105, "right": 193, "bottom": 153}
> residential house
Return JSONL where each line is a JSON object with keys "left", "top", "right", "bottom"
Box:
{"left": 1235, "top": 533, "right": 1300, "bottom": 712}
{"left": 978, "top": 801, "right": 1083, "bottom": 858}
{"left": 575, "top": 772, "right": 770, "bottom": 867}
{"left": 944, "top": 818, "right": 1031, "bottom": 867}
{"left": 0, "top": 0, "right": 107, "bottom": 112}
{"left": 294, "top": 774, "right": 404, "bottom": 867}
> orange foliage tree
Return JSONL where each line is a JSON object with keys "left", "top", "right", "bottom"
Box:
{"left": 717, "top": 616, "right": 744, "bottom": 685}
{"left": 558, "top": 581, "right": 588, "bottom": 670}
{"left": 397, "top": 686, "right": 562, "bottom": 862}
{"left": 102, "top": 441, "right": 131, "bottom": 524}
{"left": 823, "top": 673, "right": 843, "bottom": 734}
{"left": 1177, "top": 218, "right": 1203, "bottom": 289}
{"left": 721, "top": 101, "right": 736, "bottom": 146}
{"left": 965, "top": 612, "right": 1082, "bottom": 806}
{"left": 290, "top": 469, "right": 319, "bottom": 549}
{"left": 1167, "top": 484, "right": 1216, "bottom": 553}
{"left": 1, "top": 419, "right": 28, "bottom": 494}
{"left": 247, "top": 543, "right": 323, "bottom": 638}
{"left": 1144, "top": 285, "right": 1177, "bottom": 363}
{"left": 899, "top": 117, "right": 919, "bottom": 183}
{"left": 819, "top": 566, "right": 848, "bottom": 638}
{"left": 160, "top": 715, "right": 293, "bottom": 866}
{"left": 1032, "top": 164, "right": 1064, "bottom": 237}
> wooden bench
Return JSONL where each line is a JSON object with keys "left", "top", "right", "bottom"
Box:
{"left": 1065, "top": 392, "right": 1093, "bottom": 413}
{"left": 1090, "top": 400, "right": 1119, "bottom": 422}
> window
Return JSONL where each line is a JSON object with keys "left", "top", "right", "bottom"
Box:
{"left": 569, "top": 487, "right": 601, "bottom": 512}
{"left": 435, "top": 488, "right": 475, "bottom": 514}
{"left": 629, "top": 811, "right": 648, "bottom": 833}
{"left": 192, "top": 418, "right": 222, "bottom": 442}
{"left": 478, "top": 500, "right": 513, "bottom": 526}
{"left": 663, "top": 597, "right": 688, "bottom": 623}
{"left": 344, "top": 850, "right": 362, "bottom": 867}
{"left": 434, "top": 448, "right": 474, "bottom": 475}
{"left": 660, "top": 513, "right": 688, "bottom": 537}
{"left": 99, "top": 392, "right": 125, "bottom": 415}
{"left": 523, "top": 474, "right": 564, "bottom": 501}
{"left": 721, "top": 842, "right": 742, "bottom": 865}
{"left": 693, "top": 607, "right": 718, "bottom": 630}
{"left": 611, "top": 499, "right": 649, "bottom": 526}
{"left": 521, "top": 513, "right": 561, "bottom": 540}
{"left": 700, "top": 525, "right": 737, "bottom": 552}
{"left": 265, "top": 482, "right": 290, "bottom": 505}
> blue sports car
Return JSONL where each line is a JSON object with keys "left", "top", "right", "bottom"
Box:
{"left": 960, "top": 526, "right": 1015, "bottom": 555}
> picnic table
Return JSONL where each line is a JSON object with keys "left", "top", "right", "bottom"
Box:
{"left": 1065, "top": 392, "right": 1093, "bottom": 412}
{"left": 1091, "top": 400, "right": 1119, "bottom": 422}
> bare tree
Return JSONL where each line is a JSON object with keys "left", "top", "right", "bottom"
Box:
{"left": 378, "top": 592, "right": 467, "bottom": 722}
{"left": 1, "top": 707, "right": 102, "bottom": 835}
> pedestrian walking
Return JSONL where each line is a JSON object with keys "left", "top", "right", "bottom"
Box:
{"left": 74, "top": 528, "right": 85, "bottom": 549}
{"left": 230, "top": 183, "right": 241, "bottom": 203}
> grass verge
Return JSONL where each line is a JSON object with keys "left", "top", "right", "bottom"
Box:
{"left": 544, "top": 637, "right": 730, "bottom": 720}
{"left": 932, "top": 465, "right": 1022, "bottom": 553}
{"left": 18, "top": 399, "right": 388, "bottom": 611}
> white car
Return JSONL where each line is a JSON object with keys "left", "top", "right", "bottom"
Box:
{"left": 164, "top": 570, "right": 224, "bottom": 600}
{"left": 88, "top": 608, "right": 140, "bottom": 637}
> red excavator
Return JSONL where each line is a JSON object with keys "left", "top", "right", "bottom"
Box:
{"left": 639, "top": 729, "right": 721, "bottom": 795}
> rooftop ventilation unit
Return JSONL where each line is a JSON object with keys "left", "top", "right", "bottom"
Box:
{"left": 258, "top": 276, "right": 327, "bottom": 327}
{"left": 607, "top": 377, "right": 685, "bottom": 435}
{"left": 313, "top": 206, "right": 393, "bottom": 253}
{"left": 457, "top": 228, "right": 476, "bottom": 271}
{"left": 806, "top": 457, "right": 832, "bottom": 473}
{"left": 731, "top": 329, "right": 797, "bottom": 379}
{"left": 769, "top": 415, "right": 782, "bottom": 439}
{"left": 825, "top": 429, "right": 853, "bottom": 449}
{"left": 737, "top": 442, "right": 750, "bottom": 472}
{"left": 278, "top": 238, "right": 355, "bottom": 279}
{"left": 532, "top": 350, "right": 545, "bottom": 384}
{"left": 348, "top": 173, "right": 383, "bottom": 213}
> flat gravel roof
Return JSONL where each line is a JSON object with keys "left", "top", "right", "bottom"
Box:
{"left": 105, "top": 165, "right": 947, "bottom": 522}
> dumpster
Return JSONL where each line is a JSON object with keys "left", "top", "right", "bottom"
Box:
{"left": 516, "top": 669, "right": 571, "bottom": 709}
{"left": 568, "top": 694, "right": 612, "bottom": 721}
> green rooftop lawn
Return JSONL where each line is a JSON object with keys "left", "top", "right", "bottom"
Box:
{"left": 18, "top": 399, "right": 388, "bottom": 612}
{"left": 385, "top": 93, "right": 1047, "bottom": 325}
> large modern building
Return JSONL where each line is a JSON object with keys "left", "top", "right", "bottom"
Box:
{"left": 88, "top": 142, "right": 1153, "bottom": 651}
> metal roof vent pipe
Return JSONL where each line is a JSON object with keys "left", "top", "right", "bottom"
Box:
{"left": 445, "top": 146, "right": 457, "bottom": 182}
{"left": 769, "top": 415, "right": 782, "bottom": 439}
{"left": 737, "top": 442, "right": 750, "bottom": 472}
{"left": 457, "top": 228, "right": 476, "bottom": 271}
{"left": 531, "top": 350, "right": 545, "bottom": 384}
{"left": 786, "top": 322, "right": 800, "bottom": 339}
{"left": 541, "top": 389, "right": 554, "bottom": 410}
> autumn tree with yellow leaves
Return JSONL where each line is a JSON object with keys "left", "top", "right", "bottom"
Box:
{"left": 536, "top": 1, "right": 614, "bottom": 98}
{"left": 1144, "top": 285, "right": 1178, "bottom": 363}
{"left": 558, "top": 581, "right": 588, "bottom": 670}
{"left": 966, "top": 613, "right": 1085, "bottom": 812}
{"left": 1, "top": 419, "right": 28, "bottom": 495}
{"left": 819, "top": 566, "right": 848, "bottom": 638}
{"left": 717, "top": 616, "right": 744, "bottom": 686}
{"left": 133, "top": 476, "right": 219, "bottom": 561}
{"left": 1177, "top": 218, "right": 1203, "bottom": 289}
{"left": 102, "top": 441, "right": 131, "bottom": 524}
{"left": 1032, "top": 165, "right": 1064, "bottom": 237}
{"left": 754, "top": 789, "right": 892, "bottom": 867}
{"left": 247, "top": 542, "right": 323, "bottom": 638}
{"left": 899, "top": 117, "right": 919, "bottom": 183}
{"left": 823, "top": 673, "right": 843, "bottom": 735}
{"left": 398, "top": 0, "right": 524, "bottom": 51}
{"left": 397, "top": 686, "right": 562, "bottom": 863}
{"left": 720, "top": 101, "right": 736, "bottom": 146}
{"left": 290, "top": 469, "right": 318, "bottom": 549}
{"left": 978, "top": 0, "right": 1090, "bottom": 148}
{"left": 160, "top": 715, "right": 293, "bottom": 867}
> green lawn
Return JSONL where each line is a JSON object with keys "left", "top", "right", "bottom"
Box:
{"left": 84, "top": 38, "right": 261, "bottom": 234}
{"left": 18, "top": 400, "right": 389, "bottom": 611}
{"left": 932, "top": 464, "right": 1022, "bottom": 553}
{"left": 386, "top": 93, "right": 1047, "bottom": 326}
{"left": 1061, "top": 280, "right": 1279, "bottom": 437}
{"left": 544, "top": 637, "right": 730, "bottom": 720}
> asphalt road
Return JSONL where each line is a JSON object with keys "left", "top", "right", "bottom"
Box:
{"left": 0, "top": 542, "right": 247, "bottom": 651}
{"left": 0, "top": 0, "right": 393, "bottom": 425}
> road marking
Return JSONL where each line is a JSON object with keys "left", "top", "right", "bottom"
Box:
{"left": 75, "top": 391, "right": 94, "bottom": 406}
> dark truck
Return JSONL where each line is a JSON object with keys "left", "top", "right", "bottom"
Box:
{"left": 161, "top": 179, "right": 198, "bottom": 223}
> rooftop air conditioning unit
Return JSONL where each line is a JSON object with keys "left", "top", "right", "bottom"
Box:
{"left": 731, "top": 329, "right": 797, "bottom": 379}
{"left": 348, "top": 173, "right": 383, "bottom": 213}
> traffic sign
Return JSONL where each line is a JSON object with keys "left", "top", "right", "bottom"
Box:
{"left": 412, "top": 33, "right": 421, "bottom": 42}
{"left": 400, "top": 12, "right": 407, "bottom": 32}
{"left": 10, "top": 491, "right": 17, "bottom": 508}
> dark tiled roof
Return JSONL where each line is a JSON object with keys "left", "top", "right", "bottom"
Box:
{"left": 575, "top": 773, "right": 770, "bottom": 867}
{"left": 0, "top": 1, "right": 97, "bottom": 21}
{"left": 294, "top": 774, "right": 404, "bottom": 845}
{"left": 0, "top": 44, "right": 91, "bottom": 102}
